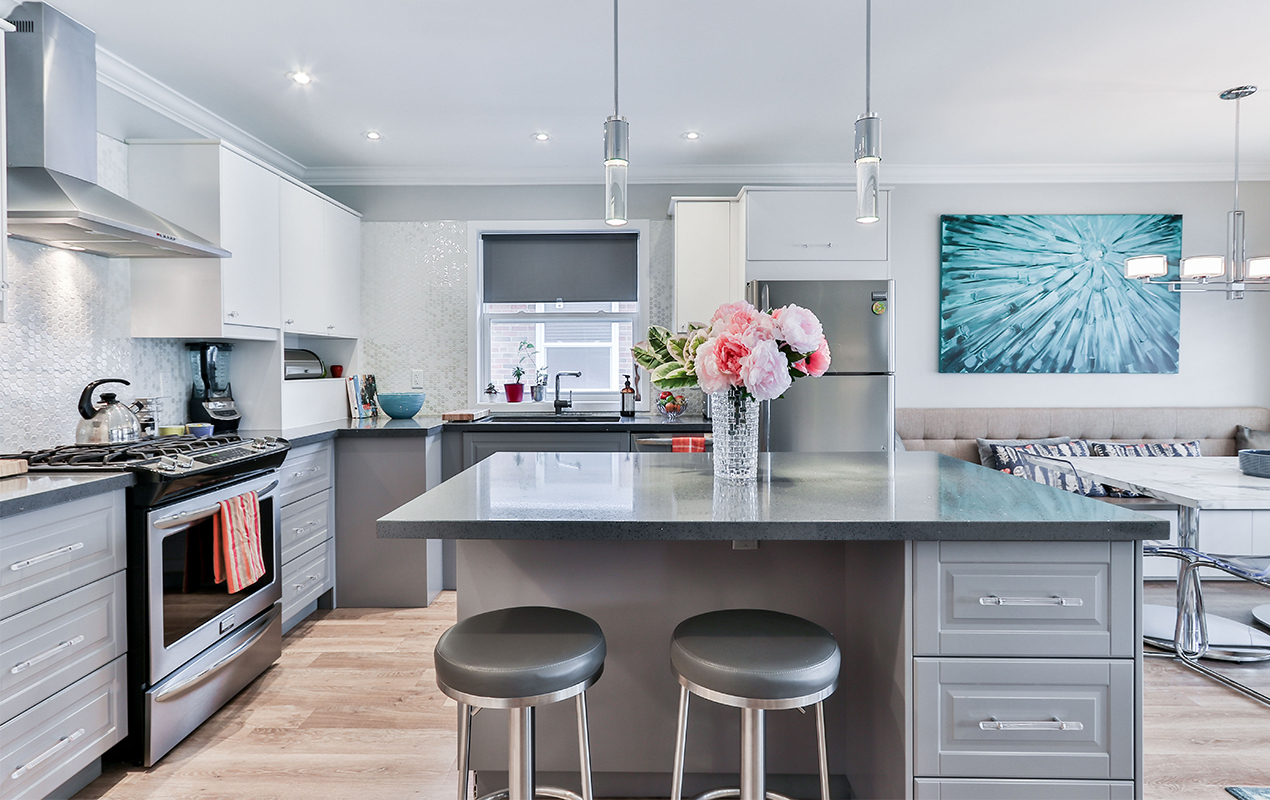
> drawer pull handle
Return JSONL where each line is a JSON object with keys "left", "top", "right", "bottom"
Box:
{"left": 979, "top": 716, "right": 1084, "bottom": 732}
{"left": 293, "top": 574, "right": 322, "bottom": 591}
{"left": 9, "top": 542, "right": 84, "bottom": 571}
{"left": 11, "top": 636, "right": 85, "bottom": 674}
{"left": 290, "top": 467, "right": 320, "bottom": 479}
{"left": 799, "top": 242, "right": 833, "bottom": 248}
{"left": 10, "top": 728, "right": 85, "bottom": 779}
{"left": 979, "top": 594, "right": 1083, "bottom": 607}
{"left": 291, "top": 520, "right": 320, "bottom": 534}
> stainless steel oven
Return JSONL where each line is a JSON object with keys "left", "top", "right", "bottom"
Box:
{"left": 139, "top": 471, "right": 282, "bottom": 765}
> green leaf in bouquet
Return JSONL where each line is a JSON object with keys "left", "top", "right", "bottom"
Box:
{"left": 651, "top": 361, "right": 696, "bottom": 389}
{"left": 631, "top": 343, "right": 662, "bottom": 371}
{"left": 646, "top": 325, "right": 675, "bottom": 358}
{"left": 666, "top": 335, "right": 686, "bottom": 363}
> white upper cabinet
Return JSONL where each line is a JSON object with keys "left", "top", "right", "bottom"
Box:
{"left": 280, "top": 180, "right": 361, "bottom": 338}
{"left": 672, "top": 198, "right": 743, "bottom": 331}
{"left": 128, "top": 141, "right": 281, "bottom": 338}
{"left": 744, "top": 188, "right": 888, "bottom": 262}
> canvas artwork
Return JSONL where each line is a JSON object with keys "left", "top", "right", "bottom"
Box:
{"left": 939, "top": 214, "right": 1182, "bottom": 374}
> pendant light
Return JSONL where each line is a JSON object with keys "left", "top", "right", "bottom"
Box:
{"left": 1126, "top": 86, "right": 1270, "bottom": 299}
{"left": 854, "top": 0, "right": 880, "bottom": 224}
{"left": 604, "top": 0, "right": 629, "bottom": 226}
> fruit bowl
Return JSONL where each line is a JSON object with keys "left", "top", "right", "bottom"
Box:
{"left": 377, "top": 392, "right": 426, "bottom": 419}
{"left": 656, "top": 391, "right": 686, "bottom": 420}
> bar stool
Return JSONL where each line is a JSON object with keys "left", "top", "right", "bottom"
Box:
{"left": 434, "top": 606, "right": 606, "bottom": 800}
{"left": 669, "top": 609, "right": 841, "bottom": 800}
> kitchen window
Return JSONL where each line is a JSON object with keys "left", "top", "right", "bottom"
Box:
{"left": 478, "top": 230, "right": 645, "bottom": 406}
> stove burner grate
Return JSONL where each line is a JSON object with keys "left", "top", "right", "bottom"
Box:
{"left": 5, "top": 434, "right": 252, "bottom": 468}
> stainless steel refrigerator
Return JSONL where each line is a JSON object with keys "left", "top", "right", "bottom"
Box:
{"left": 749, "top": 279, "right": 894, "bottom": 452}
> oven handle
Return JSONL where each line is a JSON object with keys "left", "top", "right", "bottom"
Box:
{"left": 154, "top": 605, "right": 280, "bottom": 702}
{"left": 153, "top": 479, "right": 279, "bottom": 530}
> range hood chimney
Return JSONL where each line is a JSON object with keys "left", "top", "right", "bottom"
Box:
{"left": 4, "top": 3, "right": 228, "bottom": 258}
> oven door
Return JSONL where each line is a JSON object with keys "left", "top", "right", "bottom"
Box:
{"left": 145, "top": 471, "right": 281, "bottom": 685}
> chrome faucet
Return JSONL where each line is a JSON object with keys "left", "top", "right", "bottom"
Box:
{"left": 554, "top": 371, "right": 582, "bottom": 414}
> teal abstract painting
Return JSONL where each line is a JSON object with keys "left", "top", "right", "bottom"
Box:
{"left": 939, "top": 214, "right": 1182, "bottom": 374}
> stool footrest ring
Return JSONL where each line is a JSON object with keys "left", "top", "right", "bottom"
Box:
{"left": 690, "top": 789, "right": 798, "bottom": 800}
{"left": 477, "top": 788, "right": 584, "bottom": 800}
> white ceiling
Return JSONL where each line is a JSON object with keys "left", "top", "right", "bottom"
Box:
{"left": 26, "top": 0, "right": 1270, "bottom": 185}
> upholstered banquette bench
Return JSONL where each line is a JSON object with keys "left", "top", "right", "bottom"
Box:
{"left": 896, "top": 407, "right": 1270, "bottom": 579}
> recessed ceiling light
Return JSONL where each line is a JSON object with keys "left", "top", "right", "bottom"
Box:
{"left": 681, "top": 131, "right": 702, "bottom": 140}
{"left": 533, "top": 132, "right": 550, "bottom": 141}
{"left": 287, "top": 71, "right": 313, "bottom": 85}
{"left": 365, "top": 131, "right": 382, "bottom": 140}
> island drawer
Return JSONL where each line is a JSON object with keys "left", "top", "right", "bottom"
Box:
{"left": 0, "top": 655, "right": 126, "bottom": 800}
{"left": 282, "top": 539, "right": 331, "bottom": 622}
{"left": 913, "top": 541, "right": 1136, "bottom": 658}
{"left": 1, "top": 491, "right": 126, "bottom": 620}
{"left": 0, "top": 572, "right": 126, "bottom": 725}
{"left": 280, "top": 489, "right": 331, "bottom": 563}
{"left": 914, "top": 658, "right": 1135, "bottom": 780}
{"left": 278, "top": 442, "right": 333, "bottom": 507}
{"left": 914, "top": 778, "right": 1135, "bottom": 799}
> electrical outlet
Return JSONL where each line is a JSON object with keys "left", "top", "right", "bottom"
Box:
{"left": 411, "top": 369, "right": 425, "bottom": 389}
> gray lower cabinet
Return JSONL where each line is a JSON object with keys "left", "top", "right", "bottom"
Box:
{"left": 458, "top": 431, "right": 631, "bottom": 473}
{"left": 278, "top": 442, "right": 336, "bottom": 631}
{"left": 912, "top": 540, "right": 1140, "bottom": 795}
{"left": 0, "top": 491, "right": 128, "bottom": 800}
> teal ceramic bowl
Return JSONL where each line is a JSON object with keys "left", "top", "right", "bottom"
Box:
{"left": 377, "top": 392, "right": 426, "bottom": 419}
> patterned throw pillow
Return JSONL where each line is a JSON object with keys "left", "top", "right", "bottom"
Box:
{"left": 990, "top": 441, "right": 1107, "bottom": 498}
{"left": 1086, "top": 439, "right": 1203, "bottom": 497}
{"left": 976, "top": 436, "right": 1072, "bottom": 470}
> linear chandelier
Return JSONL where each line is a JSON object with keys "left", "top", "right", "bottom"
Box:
{"left": 1126, "top": 86, "right": 1270, "bottom": 299}
{"left": 603, "top": 0, "right": 629, "bottom": 226}
{"left": 854, "top": 0, "right": 880, "bottom": 224}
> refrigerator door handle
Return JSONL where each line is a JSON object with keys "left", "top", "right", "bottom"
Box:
{"left": 762, "top": 284, "right": 771, "bottom": 311}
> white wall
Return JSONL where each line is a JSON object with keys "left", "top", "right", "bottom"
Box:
{"left": 887, "top": 181, "right": 1270, "bottom": 409}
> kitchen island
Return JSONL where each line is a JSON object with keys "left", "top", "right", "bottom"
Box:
{"left": 379, "top": 452, "right": 1165, "bottom": 799}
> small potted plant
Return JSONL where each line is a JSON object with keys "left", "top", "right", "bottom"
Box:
{"left": 504, "top": 340, "right": 536, "bottom": 403}
{"left": 531, "top": 367, "right": 549, "bottom": 402}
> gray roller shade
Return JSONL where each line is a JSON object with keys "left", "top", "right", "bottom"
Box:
{"left": 482, "top": 233, "right": 638, "bottom": 303}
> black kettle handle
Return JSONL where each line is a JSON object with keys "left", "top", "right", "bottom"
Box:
{"left": 78, "top": 378, "right": 131, "bottom": 420}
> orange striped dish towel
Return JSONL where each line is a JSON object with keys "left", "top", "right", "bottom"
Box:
{"left": 672, "top": 436, "right": 706, "bottom": 453}
{"left": 212, "top": 491, "right": 265, "bottom": 593}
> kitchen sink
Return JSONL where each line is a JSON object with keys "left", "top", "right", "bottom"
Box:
{"left": 483, "top": 414, "right": 622, "bottom": 423}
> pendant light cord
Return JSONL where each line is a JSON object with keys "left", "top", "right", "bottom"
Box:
{"left": 613, "top": 0, "right": 620, "bottom": 117}
{"left": 1234, "top": 96, "right": 1241, "bottom": 211}
{"left": 864, "top": 0, "right": 872, "bottom": 115}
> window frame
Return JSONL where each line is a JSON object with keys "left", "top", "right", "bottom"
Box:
{"left": 468, "top": 219, "right": 650, "bottom": 412}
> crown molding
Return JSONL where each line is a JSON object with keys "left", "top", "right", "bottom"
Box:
{"left": 95, "top": 46, "right": 307, "bottom": 179}
{"left": 304, "top": 160, "right": 1270, "bottom": 187}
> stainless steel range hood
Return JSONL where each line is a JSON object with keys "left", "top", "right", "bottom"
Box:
{"left": 4, "top": 3, "right": 229, "bottom": 258}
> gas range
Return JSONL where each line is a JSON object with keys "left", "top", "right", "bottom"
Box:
{"left": 5, "top": 433, "right": 290, "bottom": 507}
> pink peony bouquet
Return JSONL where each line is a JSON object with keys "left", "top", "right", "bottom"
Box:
{"left": 632, "top": 300, "right": 831, "bottom": 401}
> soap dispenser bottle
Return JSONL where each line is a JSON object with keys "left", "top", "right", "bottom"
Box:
{"left": 620, "top": 374, "right": 636, "bottom": 417}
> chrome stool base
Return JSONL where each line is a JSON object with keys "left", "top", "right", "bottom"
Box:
{"left": 689, "top": 789, "right": 797, "bottom": 800}
{"left": 477, "top": 790, "right": 584, "bottom": 800}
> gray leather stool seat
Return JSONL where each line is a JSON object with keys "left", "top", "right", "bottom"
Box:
{"left": 436, "top": 606, "right": 606, "bottom": 704}
{"left": 669, "top": 609, "right": 841, "bottom": 800}
{"left": 671, "top": 609, "right": 841, "bottom": 706}
{"left": 436, "top": 607, "right": 606, "bottom": 800}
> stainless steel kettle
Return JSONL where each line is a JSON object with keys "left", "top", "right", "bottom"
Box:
{"left": 76, "top": 379, "right": 142, "bottom": 444}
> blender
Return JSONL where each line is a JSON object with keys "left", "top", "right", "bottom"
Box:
{"left": 187, "top": 342, "right": 241, "bottom": 432}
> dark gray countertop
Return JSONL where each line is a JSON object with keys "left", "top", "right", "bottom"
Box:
{"left": 378, "top": 451, "right": 1167, "bottom": 542}
{"left": 443, "top": 413, "right": 711, "bottom": 433}
{"left": 0, "top": 472, "right": 134, "bottom": 518}
{"left": 241, "top": 416, "right": 448, "bottom": 447}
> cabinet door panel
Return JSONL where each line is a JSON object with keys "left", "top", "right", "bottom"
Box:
{"left": 746, "top": 189, "right": 888, "bottom": 261}
{"left": 279, "top": 181, "right": 329, "bottom": 335}
{"left": 220, "top": 151, "right": 280, "bottom": 329}
{"left": 674, "top": 200, "right": 739, "bottom": 331}
{"left": 324, "top": 202, "right": 361, "bottom": 337}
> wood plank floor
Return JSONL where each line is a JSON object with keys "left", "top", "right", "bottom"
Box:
{"left": 76, "top": 588, "right": 1270, "bottom": 800}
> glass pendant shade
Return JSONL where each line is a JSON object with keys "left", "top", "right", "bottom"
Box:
{"left": 1180, "top": 255, "right": 1226, "bottom": 279}
{"left": 1246, "top": 256, "right": 1270, "bottom": 278}
{"left": 604, "top": 116, "right": 629, "bottom": 226}
{"left": 854, "top": 114, "right": 881, "bottom": 224}
{"left": 1125, "top": 254, "right": 1168, "bottom": 279}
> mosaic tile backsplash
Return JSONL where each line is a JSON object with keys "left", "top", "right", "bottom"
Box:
{"left": 0, "top": 136, "right": 188, "bottom": 453}
{"left": 357, "top": 219, "right": 698, "bottom": 417}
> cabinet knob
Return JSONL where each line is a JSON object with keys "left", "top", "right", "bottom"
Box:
{"left": 226, "top": 311, "right": 239, "bottom": 318}
{"left": 327, "top": 324, "right": 335, "bottom": 330}
{"left": 285, "top": 319, "right": 295, "bottom": 325}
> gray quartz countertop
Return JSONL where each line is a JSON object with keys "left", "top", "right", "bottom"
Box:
{"left": 0, "top": 472, "right": 134, "bottom": 518}
{"left": 241, "top": 416, "right": 448, "bottom": 448}
{"left": 443, "top": 413, "right": 711, "bottom": 433}
{"left": 378, "top": 451, "right": 1167, "bottom": 542}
